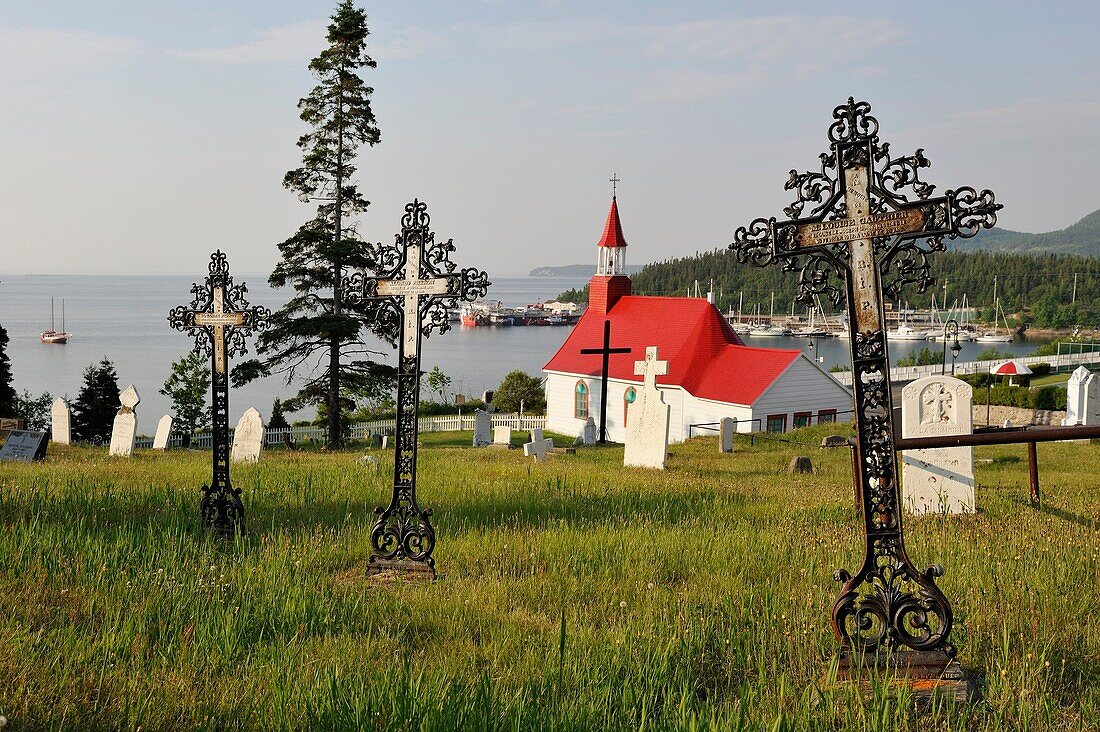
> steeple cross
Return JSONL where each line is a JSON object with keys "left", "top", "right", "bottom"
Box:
{"left": 610, "top": 173, "right": 620, "bottom": 197}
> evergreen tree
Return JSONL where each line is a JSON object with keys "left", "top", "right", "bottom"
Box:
{"left": 159, "top": 351, "right": 211, "bottom": 447}
{"left": 268, "top": 398, "right": 290, "bottom": 431}
{"left": 71, "top": 358, "right": 120, "bottom": 444}
{"left": 236, "top": 0, "right": 382, "bottom": 449}
{"left": 0, "top": 324, "right": 17, "bottom": 417}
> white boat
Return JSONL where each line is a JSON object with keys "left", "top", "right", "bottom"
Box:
{"left": 748, "top": 325, "right": 791, "bottom": 337}
{"left": 40, "top": 298, "right": 71, "bottom": 344}
{"left": 976, "top": 333, "right": 1013, "bottom": 343}
{"left": 886, "top": 324, "right": 928, "bottom": 341}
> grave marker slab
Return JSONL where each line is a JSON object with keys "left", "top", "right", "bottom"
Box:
{"left": 623, "top": 346, "right": 670, "bottom": 469}
{"left": 901, "top": 376, "right": 975, "bottom": 514}
{"left": 0, "top": 430, "right": 48, "bottom": 462}
{"left": 51, "top": 398, "right": 71, "bottom": 445}
{"left": 230, "top": 407, "right": 264, "bottom": 464}
{"left": 582, "top": 417, "right": 597, "bottom": 446}
{"left": 493, "top": 426, "right": 512, "bottom": 446}
{"left": 153, "top": 414, "right": 174, "bottom": 450}
{"left": 1063, "top": 366, "right": 1092, "bottom": 426}
{"left": 472, "top": 409, "right": 492, "bottom": 446}
{"left": 719, "top": 417, "right": 736, "bottom": 453}
{"left": 109, "top": 385, "right": 140, "bottom": 457}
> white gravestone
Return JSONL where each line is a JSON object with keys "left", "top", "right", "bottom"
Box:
{"left": 719, "top": 417, "right": 736, "bottom": 453}
{"left": 581, "top": 417, "right": 597, "bottom": 446}
{"left": 1063, "top": 366, "right": 1099, "bottom": 426}
{"left": 901, "top": 375, "right": 975, "bottom": 515}
{"left": 109, "top": 385, "right": 140, "bottom": 457}
{"left": 473, "top": 409, "right": 492, "bottom": 447}
{"left": 50, "top": 398, "right": 71, "bottom": 445}
{"left": 493, "top": 426, "right": 512, "bottom": 446}
{"left": 624, "top": 346, "right": 671, "bottom": 469}
{"left": 230, "top": 407, "right": 264, "bottom": 464}
{"left": 152, "top": 415, "right": 174, "bottom": 450}
{"left": 523, "top": 428, "right": 554, "bottom": 463}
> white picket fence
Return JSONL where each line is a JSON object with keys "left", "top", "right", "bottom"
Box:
{"left": 134, "top": 413, "right": 547, "bottom": 449}
{"left": 830, "top": 350, "right": 1100, "bottom": 387}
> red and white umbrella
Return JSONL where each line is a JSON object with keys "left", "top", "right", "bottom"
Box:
{"left": 990, "top": 359, "right": 1032, "bottom": 385}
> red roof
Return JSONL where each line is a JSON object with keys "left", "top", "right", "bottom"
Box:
{"left": 597, "top": 197, "right": 628, "bottom": 248}
{"left": 544, "top": 296, "right": 803, "bottom": 406}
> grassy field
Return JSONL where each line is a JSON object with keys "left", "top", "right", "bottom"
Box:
{"left": 2, "top": 426, "right": 1099, "bottom": 730}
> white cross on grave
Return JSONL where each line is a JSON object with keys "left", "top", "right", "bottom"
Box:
{"left": 193, "top": 285, "right": 245, "bottom": 374}
{"left": 523, "top": 428, "right": 554, "bottom": 463}
{"left": 634, "top": 346, "right": 669, "bottom": 388}
{"left": 376, "top": 243, "right": 451, "bottom": 359}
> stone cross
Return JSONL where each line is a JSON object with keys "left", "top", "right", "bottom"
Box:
{"left": 633, "top": 346, "right": 668, "bottom": 389}
{"left": 168, "top": 250, "right": 269, "bottom": 536}
{"left": 341, "top": 199, "right": 489, "bottom": 577}
{"left": 731, "top": 98, "right": 1000, "bottom": 671}
{"left": 579, "top": 319, "right": 632, "bottom": 443}
{"left": 523, "top": 428, "right": 554, "bottom": 463}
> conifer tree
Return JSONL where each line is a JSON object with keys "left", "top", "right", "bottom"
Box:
{"left": 0, "top": 324, "right": 17, "bottom": 417}
{"left": 71, "top": 358, "right": 120, "bottom": 444}
{"left": 268, "top": 398, "right": 290, "bottom": 431}
{"left": 235, "top": 0, "right": 383, "bottom": 449}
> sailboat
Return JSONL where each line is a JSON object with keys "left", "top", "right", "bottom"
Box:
{"left": 976, "top": 301, "right": 1014, "bottom": 343}
{"left": 41, "top": 298, "right": 71, "bottom": 344}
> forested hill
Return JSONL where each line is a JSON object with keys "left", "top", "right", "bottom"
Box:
{"left": 628, "top": 248, "right": 1100, "bottom": 328}
{"left": 953, "top": 209, "right": 1100, "bottom": 256}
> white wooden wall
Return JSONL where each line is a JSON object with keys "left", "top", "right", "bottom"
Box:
{"left": 750, "top": 356, "right": 853, "bottom": 430}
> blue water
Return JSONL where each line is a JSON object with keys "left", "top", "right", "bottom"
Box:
{"left": 0, "top": 273, "right": 1050, "bottom": 432}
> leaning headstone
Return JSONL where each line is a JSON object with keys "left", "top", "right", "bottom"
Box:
{"left": 370, "top": 433, "right": 383, "bottom": 449}
{"left": 0, "top": 430, "right": 48, "bottom": 462}
{"left": 788, "top": 456, "right": 813, "bottom": 474}
{"left": 472, "top": 409, "right": 492, "bottom": 447}
{"left": 230, "top": 407, "right": 264, "bottom": 464}
{"left": 719, "top": 417, "right": 736, "bottom": 453}
{"left": 50, "top": 398, "right": 72, "bottom": 445}
{"left": 901, "top": 375, "right": 975, "bottom": 515}
{"left": 493, "top": 426, "right": 512, "bottom": 446}
{"left": 821, "top": 435, "right": 848, "bottom": 448}
{"left": 1062, "top": 366, "right": 1091, "bottom": 426}
{"left": 624, "top": 346, "right": 671, "bottom": 469}
{"left": 152, "top": 414, "right": 174, "bottom": 450}
{"left": 109, "top": 385, "right": 140, "bottom": 457}
{"left": 523, "top": 428, "right": 554, "bottom": 463}
{"left": 581, "top": 417, "right": 597, "bottom": 446}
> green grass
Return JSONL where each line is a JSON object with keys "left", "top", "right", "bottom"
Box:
{"left": 2, "top": 426, "right": 1099, "bottom": 730}
{"left": 1029, "top": 373, "right": 1071, "bottom": 387}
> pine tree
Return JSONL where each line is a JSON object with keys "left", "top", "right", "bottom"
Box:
{"left": 0, "top": 323, "right": 17, "bottom": 417}
{"left": 268, "top": 398, "right": 290, "bottom": 431}
{"left": 235, "top": 0, "right": 382, "bottom": 450}
{"left": 71, "top": 358, "right": 120, "bottom": 444}
{"left": 160, "top": 351, "right": 211, "bottom": 447}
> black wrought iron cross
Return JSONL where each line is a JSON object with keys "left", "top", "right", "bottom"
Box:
{"left": 168, "top": 250, "right": 270, "bottom": 536}
{"left": 731, "top": 99, "right": 1000, "bottom": 669}
{"left": 343, "top": 199, "right": 489, "bottom": 576}
{"left": 580, "top": 319, "right": 632, "bottom": 444}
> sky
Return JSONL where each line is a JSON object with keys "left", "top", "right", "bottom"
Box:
{"left": 3, "top": 0, "right": 1100, "bottom": 277}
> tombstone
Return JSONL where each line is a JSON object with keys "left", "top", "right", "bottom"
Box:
{"left": 1063, "top": 366, "right": 1100, "bottom": 426}
{"left": 50, "top": 398, "right": 71, "bottom": 445}
{"left": 581, "top": 417, "right": 597, "bottom": 446}
{"left": 358, "top": 454, "right": 379, "bottom": 467}
{"left": 623, "top": 346, "right": 671, "bottom": 469}
{"left": 523, "top": 428, "right": 554, "bottom": 463}
{"left": 381, "top": 435, "right": 389, "bottom": 449}
{"left": 109, "top": 385, "right": 140, "bottom": 457}
{"left": 230, "top": 407, "right": 264, "bottom": 464}
{"left": 788, "top": 456, "right": 813, "bottom": 474}
{"left": 0, "top": 430, "right": 48, "bottom": 462}
{"left": 455, "top": 393, "right": 466, "bottom": 406}
{"left": 493, "top": 426, "right": 512, "bottom": 446}
{"left": 370, "top": 433, "right": 383, "bottom": 449}
{"left": 719, "top": 417, "right": 736, "bottom": 453}
{"left": 152, "top": 414, "right": 174, "bottom": 450}
{"left": 901, "top": 375, "right": 975, "bottom": 515}
{"left": 472, "top": 409, "right": 492, "bottom": 447}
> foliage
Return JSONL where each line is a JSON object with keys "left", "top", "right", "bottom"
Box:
{"left": 828, "top": 364, "right": 851, "bottom": 373}
{"left": 1032, "top": 339, "right": 1100, "bottom": 358}
{"left": 894, "top": 346, "right": 941, "bottom": 367}
{"left": 70, "top": 358, "right": 120, "bottom": 444}
{"left": 0, "top": 323, "right": 17, "bottom": 417}
{"left": 268, "top": 398, "right": 290, "bottom": 431}
{"left": 960, "top": 377, "right": 1068, "bottom": 410}
{"left": 975, "top": 347, "right": 1014, "bottom": 362}
{"left": 553, "top": 286, "right": 589, "bottom": 304}
{"left": 3, "top": 436, "right": 1100, "bottom": 727}
{"left": 238, "top": 0, "right": 384, "bottom": 449}
{"left": 13, "top": 390, "right": 52, "bottom": 431}
{"left": 493, "top": 370, "right": 546, "bottom": 414}
{"left": 425, "top": 365, "right": 452, "bottom": 403}
{"left": 159, "top": 351, "right": 211, "bottom": 445}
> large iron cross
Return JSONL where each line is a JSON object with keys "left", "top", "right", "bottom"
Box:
{"left": 580, "top": 319, "right": 632, "bottom": 443}
{"left": 168, "top": 250, "right": 269, "bottom": 536}
{"left": 343, "top": 199, "right": 489, "bottom": 576}
{"left": 731, "top": 99, "right": 1000, "bottom": 671}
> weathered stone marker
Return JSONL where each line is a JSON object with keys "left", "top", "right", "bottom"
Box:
{"left": 719, "top": 417, "right": 736, "bottom": 453}
{"left": 732, "top": 98, "right": 1000, "bottom": 685}
{"left": 1063, "top": 366, "right": 1099, "bottom": 426}
{"left": 623, "top": 346, "right": 670, "bottom": 469}
{"left": 0, "top": 430, "right": 48, "bottom": 462}
{"left": 581, "top": 417, "right": 597, "bottom": 446}
{"left": 168, "top": 250, "right": 270, "bottom": 536}
{"left": 901, "top": 376, "right": 975, "bottom": 515}
{"left": 109, "top": 385, "right": 140, "bottom": 457}
{"left": 50, "top": 398, "right": 71, "bottom": 445}
{"left": 230, "top": 407, "right": 264, "bottom": 464}
{"left": 152, "top": 414, "right": 174, "bottom": 450}
{"left": 523, "top": 428, "right": 554, "bottom": 463}
{"left": 492, "top": 426, "right": 512, "bottom": 447}
{"left": 472, "top": 409, "right": 492, "bottom": 446}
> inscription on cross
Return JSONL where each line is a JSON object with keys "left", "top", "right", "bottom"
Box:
{"left": 343, "top": 199, "right": 489, "bottom": 576}
{"left": 732, "top": 99, "right": 1000, "bottom": 676}
{"left": 168, "top": 250, "right": 270, "bottom": 536}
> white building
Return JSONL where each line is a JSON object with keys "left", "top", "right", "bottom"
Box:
{"left": 542, "top": 194, "right": 852, "bottom": 443}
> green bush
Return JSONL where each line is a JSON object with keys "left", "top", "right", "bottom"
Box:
{"left": 974, "top": 383, "right": 1068, "bottom": 410}
{"left": 1030, "top": 362, "right": 1052, "bottom": 377}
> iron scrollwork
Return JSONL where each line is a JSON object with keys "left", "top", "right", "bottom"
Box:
{"left": 729, "top": 99, "right": 1001, "bottom": 664}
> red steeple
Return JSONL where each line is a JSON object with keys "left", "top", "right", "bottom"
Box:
{"left": 597, "top": 196, "right": 628, "bottom": 248}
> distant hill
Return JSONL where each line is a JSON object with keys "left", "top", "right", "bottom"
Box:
{"left": 951, "top": 209, "right": 1100, "bottom": 256}
{"left": 529, "top": 264, "right": 645, "bottom": 277}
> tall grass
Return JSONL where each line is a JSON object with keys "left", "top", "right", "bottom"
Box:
{"left": 1, "top": 427, "right": 1098, "bottom": 729}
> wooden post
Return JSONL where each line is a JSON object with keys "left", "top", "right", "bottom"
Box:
{"left": 1027, "top": 441, "right": 1040, "bottom": 505}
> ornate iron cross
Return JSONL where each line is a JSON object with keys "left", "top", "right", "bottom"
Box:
{"left": 168, "top": 250, "right": 270, "bottom": 537}
{"left": 343, "top": 199, "right": 489, "bottom": 576}
{"left": 731, "top": 99, "right": 1000, "bottom": 667}
{"left": 580, "top": 319, "right": 632, "bottom": 443}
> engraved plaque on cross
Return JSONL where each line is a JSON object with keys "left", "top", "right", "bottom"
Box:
{"left": 731, "top": 99, "right": 1000, "bottom": 674}
{"left": 342, "top": 199, "right": 489, "bottom": 576}
{"left": 168, "top": 250, "right": 270, "bottom": 536}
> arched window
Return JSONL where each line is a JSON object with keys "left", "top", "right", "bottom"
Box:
{"left": 623, "top": 386, "right": 637, "bottom": 423}
{"left": 574, "top": 381, "right": 589, "bottom": 419}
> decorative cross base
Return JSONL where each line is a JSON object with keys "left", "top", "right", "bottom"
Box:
{"left": 200, "top": 485, "right": 245, "bottom": 540}
{"left": 832, "top": 651, "right": 978, "bottom": 705}
{"left": 365, "top": 557, "right": 438, "bottom": 581}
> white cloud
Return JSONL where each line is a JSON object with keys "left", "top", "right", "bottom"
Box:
{"left": 0, "top": 28, "right": 142, "bottom": 82}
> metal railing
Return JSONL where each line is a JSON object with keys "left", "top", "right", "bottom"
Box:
{"left": 830, "top": 350, "right": 1100, "bottom": 386}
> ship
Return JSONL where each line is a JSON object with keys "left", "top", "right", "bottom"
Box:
{"left": 40, "top": 298, "right": 71, "bottom": 344}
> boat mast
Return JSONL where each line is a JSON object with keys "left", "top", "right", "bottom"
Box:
{"left": 50, "top": 297, "right": 55, "bottom": 331}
